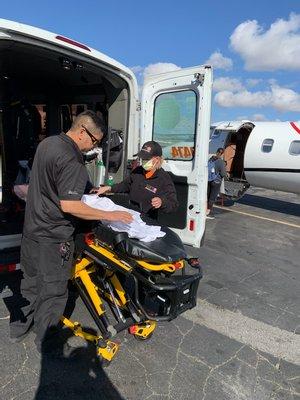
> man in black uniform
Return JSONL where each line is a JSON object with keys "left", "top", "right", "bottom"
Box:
{"left": 94, "top": 141, "right": 178, "bottom": 220}
{"left": 10, "top": 110, "right": 132, "bottom": 351}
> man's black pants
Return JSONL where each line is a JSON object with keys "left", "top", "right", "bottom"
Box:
{"left": 10, "top": 236, "right": 74, "bottom": 348}
{"left": 207, "top": 180, "right": 222, "bottom": 211}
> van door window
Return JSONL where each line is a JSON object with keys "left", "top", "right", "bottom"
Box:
{"left": 288, "top": 140, "right": 300, "bottom": 155}
{"left": 261, "top": 138, "right": 274, "bottom": 153}
{"left": 152, "top": 90, "right": 197, "bottom": 160}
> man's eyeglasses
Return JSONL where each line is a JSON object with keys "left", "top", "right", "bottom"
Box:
{"left": 81, "top": 124, "right": 99, "bottom": 146}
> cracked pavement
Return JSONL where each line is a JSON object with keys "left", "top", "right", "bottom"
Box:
{"left": 0, "top": 188, "right": 299, "bottom": 399}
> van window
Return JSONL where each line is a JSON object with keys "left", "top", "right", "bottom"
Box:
{"left": 261, "top": 139, "right": 274, "bottom": 153}
{"left": 152, "top": 90, "right": 197, "bottom": 160}
{"left": 289, "top": 140, "right": 300, "bottom": 155}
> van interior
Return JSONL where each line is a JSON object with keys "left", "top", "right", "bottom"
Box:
{"left": 0, "top": 39, "right": 189, "bottom": 243}
{"left": 0, "top": 40, "right": 130, "bottom": 236}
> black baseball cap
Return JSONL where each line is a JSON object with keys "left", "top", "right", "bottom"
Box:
{"left": 134, "top": 141, "right": 162, "bottom": 160}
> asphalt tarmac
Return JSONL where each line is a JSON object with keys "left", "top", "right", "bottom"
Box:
{"left": 0, "top": 187, "right": 299, "bottom": 400}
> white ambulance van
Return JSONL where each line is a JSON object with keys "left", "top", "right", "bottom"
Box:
{"left": 0, "top": 19, "right": 212, "bottom": 274}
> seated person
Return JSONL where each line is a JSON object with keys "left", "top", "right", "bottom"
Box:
{"left": 93, "top": 141, "right": 179, "bottom": 220}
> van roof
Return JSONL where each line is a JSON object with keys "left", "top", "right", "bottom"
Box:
{"left": 0, "top": 18, "right": 135, "bottom": 80}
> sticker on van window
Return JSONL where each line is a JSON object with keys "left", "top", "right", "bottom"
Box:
{"left": 171, "top": 146, "right": 194, "bottom": 158}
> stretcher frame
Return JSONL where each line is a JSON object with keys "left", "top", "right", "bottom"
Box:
{"left": 62, "top": 233, "right": 202, "bottom": 363}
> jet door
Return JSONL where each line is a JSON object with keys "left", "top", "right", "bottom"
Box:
{"left": 140, "top": 66, "right": 213, "bottom": 247}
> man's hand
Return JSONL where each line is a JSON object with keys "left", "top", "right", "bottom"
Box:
{"left": 104, "top": 210, "right": 133, "bottom": 223}
{"left": 90, "top": 186, "right": 111, "bottom": 195}
{"left": 60, "top": 200, "right": 133, "bottom": 223}
{"left": 151, "top": 197, "right": 162, "bottom": 209}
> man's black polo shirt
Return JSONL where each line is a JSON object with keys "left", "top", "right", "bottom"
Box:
{"left": 23, "top": 134, "right": 88, "bottom": 242}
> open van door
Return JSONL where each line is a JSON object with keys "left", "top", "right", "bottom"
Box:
{"left": 140, "top": 66, "right": 213, "bottom": 247}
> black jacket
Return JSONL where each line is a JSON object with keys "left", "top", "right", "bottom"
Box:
{"left": 111, "top": 166, "right": 179, "bottom": 218}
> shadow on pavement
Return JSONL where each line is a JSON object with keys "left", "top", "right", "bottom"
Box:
{"left": 237, "top": 194, "right": 300, "bottom": 217}
{"left": 218, "top": 193, "right": 300, "bottom": 217}
{"left": 1, "top": 271, "right": 26, "bottom": 323}
{"left": 1, "top": 272, "right": 124, "bottom": 400}
{"left": 34, "top": 331, "right": 124, "bottom": 400}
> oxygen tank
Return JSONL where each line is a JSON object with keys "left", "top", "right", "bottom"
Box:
{"left": 95, "top": 150, "right": 105, "bottom": 187}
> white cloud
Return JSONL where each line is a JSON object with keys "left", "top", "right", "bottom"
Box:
{"left": 268, "top": 78, "right": 277, "bottom": 86}
{"left": 205, "top": 51, "right": 233, "bottom": 70}
{"left": 130, "top": 65, "right": 144, "bottom": 74}
{"left": 131, "top": 63, "right": 181, "bottom": 88}
{"left": 230, "top": 13, "right": 300, "bottom": 71}
{"left": 130, "top": 63, "right": 181, "bottom": 85}
{"left": 236, "top": 114, "right": 269, "bottom": 121}
{"left": 213, "top": 77, "right": 244, "bottom": 92}
{"left": 143, "top": 62, "right": 181, "bottom": 77}
{"left": 236, "top": 114, "right": 280, "bottom": 121}
{"left": 246, "top": 78, "right": 262, "bottom": 87}
{"left": 214, "top": 83, "right": 300, "bottom": 112}
{"left": 251, "top": 113, "right": 269, "bottom": 121}
{"left": 215, "top": 90, "right": 271, "bottom": 108}
{"left": 271, "top": 84, "right": 300, "bottom": 112}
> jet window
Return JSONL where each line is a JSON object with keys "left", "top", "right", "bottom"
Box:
{"left": 289, "top": 140, "right": 300, "bottom": 155}
{"left": 152, "top": 90, "right": 197, "bottom": 160}
{"left": 261, "top": 139, "right": 274, "bottom": 153}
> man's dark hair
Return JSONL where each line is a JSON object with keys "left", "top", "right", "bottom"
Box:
{"left": 71, "top": 110, "right": 106, "bottom": 135}
{"left": 216, "top": 147, "right": 224, "bottom": 155}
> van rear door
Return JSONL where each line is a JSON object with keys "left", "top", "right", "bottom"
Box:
{"left": 140, "top": 66, "right": 213, "bottom": 247}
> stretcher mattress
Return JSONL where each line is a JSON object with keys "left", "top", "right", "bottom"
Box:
{"left": 94, "top": 223, "right": 187, "bottom": 263}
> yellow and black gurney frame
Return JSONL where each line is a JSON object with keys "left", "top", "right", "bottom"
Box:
{"left": 61, "top": 224, "right": 202, "bottom": 364}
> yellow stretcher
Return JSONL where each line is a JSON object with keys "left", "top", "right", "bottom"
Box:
{"left": 62, "top": 223, "right": 202, "bottom": 364}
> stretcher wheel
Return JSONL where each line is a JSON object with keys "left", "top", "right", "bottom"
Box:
{"left": 134, "top": 332, "right": 154, "bottom": 341}
{"left": 97, "top": 353, "right": 111, "bottom": 367}
{"left": 96, "top": 339, "right": 119, "bottom": 366}
{"left": 129, "top": 320, "right": 157, "bottom": 341}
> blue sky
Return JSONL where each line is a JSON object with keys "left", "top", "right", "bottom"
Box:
{"left": 1, "top": 0, "right": 300, "bottom": 122}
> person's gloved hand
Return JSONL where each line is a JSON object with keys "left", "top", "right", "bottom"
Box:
{"left": 151, "top": 197, "right": 162, "bottom": 209}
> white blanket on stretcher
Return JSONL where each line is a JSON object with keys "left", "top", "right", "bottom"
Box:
{"left": 81, "top": 195, "right": 166, "bottom": 242}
